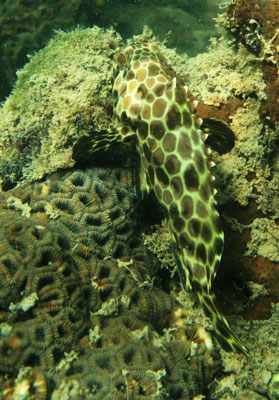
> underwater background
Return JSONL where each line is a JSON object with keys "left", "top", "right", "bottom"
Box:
{"left": 0, "top": 0, "right": 221, "bottom": 102}
{"left": 0, "top": 0, "right": 279, "bottom": 399}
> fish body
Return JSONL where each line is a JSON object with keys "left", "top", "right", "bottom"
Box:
{"left": 111, "top": 42, "right": 248, "bottom": 355}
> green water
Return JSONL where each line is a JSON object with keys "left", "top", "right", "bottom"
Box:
{"left": 0, "top": 0, "right": 222, "bottom": 101}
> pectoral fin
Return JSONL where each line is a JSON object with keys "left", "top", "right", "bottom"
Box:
{"left": 72, "top": 123, "right": 136, "bottom": 166}
{"left": 201, "top": 118, "right": 235, "bottom": 155}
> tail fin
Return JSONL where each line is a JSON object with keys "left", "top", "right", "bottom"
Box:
{"left": 198, "top": 290, "right": 248, "bottom": 356}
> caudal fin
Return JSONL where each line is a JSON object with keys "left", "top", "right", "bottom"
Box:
{"left": 198, "top": 291, "right": 248, "bottom": 356}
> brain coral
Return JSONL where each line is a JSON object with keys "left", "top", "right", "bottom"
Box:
{"left": 1, "top": 167, "right": 143, "bottom": 261}
{"left": 0, "top": 210, "right": 91, "bottom": 374}
{"left": 50, "top": 258, "right": 221, "bottom": 400}
{"left": 0, "top": 166, "right": 222, "bottom": 398}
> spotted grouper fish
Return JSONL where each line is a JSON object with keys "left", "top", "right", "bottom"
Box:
{"left": 74, "top": 41, "right": 248, "bottom": 355}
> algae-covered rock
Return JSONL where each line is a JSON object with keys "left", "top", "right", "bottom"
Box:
{"left": 0, "top": 27, "right": 121, "bottom": 189}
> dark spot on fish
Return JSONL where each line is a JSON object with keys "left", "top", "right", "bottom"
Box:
{"left": 153, "top": 148, "right": 164, "bottom": 166}
{"left": 173, "top": 217, "right": 185, "bottom": 232}
{"left": 146, "top": 93, "right": 155, "bottom": 103}
{"left": 184, "top": 164, "right": 199, "bottom": 191}
{"left": 166, "top": 105, "right": 181, "bottom": 130}
{"left": 163, "top": 132, "right": 176, "bottom": 152}
{"left": 191, "top": 128, "right": 199, "bottom": 145}
{"left": 181, "top": 195, "right": 193, "bottom": 219}
{"left": 214, "top": 237, "right": 223, "bottom": 255}
{"left": 138, "top": 83, "right": 148, "bottom": 99}
{"left": 193, "top": 263, "right": 205, "bottom": 280}
{"left": 143, "top": 143, "right": 152, "bottom": 162}
{"left": 121, "top": 111, "right": 129, "bottom": 123}
{"left": 201, "top": 223, "right": 212, "bottom": 243}
{"left": 194, "top": 150, "right": 205, "bottom": 174}
{"left": 171, "top": 176, "right": 183, "bottom": 199}
{"left": 150, "top": 120, "right": 165, "bottom": 140}
{"left": 200, "top": 183, "right": 210, "bottom": 202}
{"left": 153, "top": 84, "right": 165, "bottom": 97}
{"left": 206, "top": 265, "right": 211, "bottom": 280}
{"left": 188, "top": 218, "right": 201, "bottom": 237}
{"left": 138, "top": 120, "right": 148, "bottom": 140}
{"left": 179, "top": 232, "right": 195, "bottom": 255}
{"left": 213, "top": 215, "right": 223, "bottom": 234}
{"left": 208, "top": 248, "right": 215, "bottom": 265}
{"left": 163, "top": 190, "right": 173, "bottom": 204}
{"left": 170, "top": 203, "right": 179, "bottom": 219}
{"left": 196, "top": 201, "right": 208, "bottom": 218}
{"left": 175, "top": 87, "right": 185, "bottom": 105}
{"left": 147, "top": 138, "right": 157, "bottom": 150}
{"left": 196, "top": 243, "right": 207, "bottom": 264}
{"left": 127, "top": 70, "right": 135, "bottom": 80}
{"left": 165, "top": 155, "right": 180, "bottom": 174}
{"left": 156, "top": 167, "right": 169, "bottom": 186}
{"left": 148, "top": 63, "right": 160, "bottom": 76}
{"left": 153, "top": 99, "right": 167, "bottom": 118}
{"left": 154, "top": 184, "right": 162, "bottom": 199}
{"left": 177, "top": 134, "right": 192, "bottom": 158}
